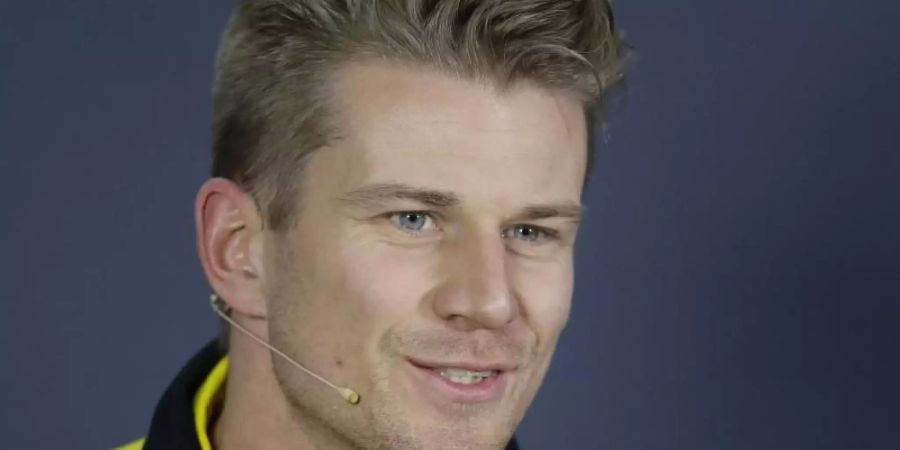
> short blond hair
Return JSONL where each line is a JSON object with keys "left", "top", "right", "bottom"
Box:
{"left": 212, "top": 0, "right": 626, "bottom": 231}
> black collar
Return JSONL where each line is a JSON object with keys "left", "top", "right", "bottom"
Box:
{"left": 143, "top": 340, "right": 222, "bottom": 450}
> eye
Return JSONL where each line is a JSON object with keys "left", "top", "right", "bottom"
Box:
{"left": 388, "top": 211, "right": 438, "bottom": 234}
{"left": 503, "top": 224, "right": 557, "bottom": 243}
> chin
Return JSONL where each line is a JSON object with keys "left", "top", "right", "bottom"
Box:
{"left": 385, "top": 405, "right": 517, "bottom": 449}
{"left": 400, "top": 428, "right": 510, "bottom": 450}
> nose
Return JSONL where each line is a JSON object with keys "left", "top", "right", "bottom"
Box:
{"left": 430, "top": 229, "right": 518, "bottom": 331}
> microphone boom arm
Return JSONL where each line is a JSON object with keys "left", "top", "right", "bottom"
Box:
{"left": 209, "top": 294, "right": 361, "bottom": 405}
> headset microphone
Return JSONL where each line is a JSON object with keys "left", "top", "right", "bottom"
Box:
{"left": 209, "top": 294, "right": 361, "bottom": 405}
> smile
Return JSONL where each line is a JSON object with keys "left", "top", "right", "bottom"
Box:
{"left": 437, "top": 367, "right": 498, "bottom": 385}
{"left": 406, "top": 358, "right": 513, "bottom": 404}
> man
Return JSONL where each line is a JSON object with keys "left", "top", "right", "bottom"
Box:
{"left": 119, "top": 0, "right": 624, "bottom": 448}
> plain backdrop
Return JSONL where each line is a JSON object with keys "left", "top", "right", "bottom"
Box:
{"left": 1, "top": 1, "right": 898, "bottom": 449}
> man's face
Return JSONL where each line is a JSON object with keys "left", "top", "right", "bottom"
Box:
{"left": 262, "top": 62, "right": 587, "bottom": 449}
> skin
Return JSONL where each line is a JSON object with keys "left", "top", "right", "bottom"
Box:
{"left": 195, "top": 61, "right": 588, "bottom": 449}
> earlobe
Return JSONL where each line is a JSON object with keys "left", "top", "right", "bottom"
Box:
{"left": 195, "top": 178, "right": 268, "bottom": 318}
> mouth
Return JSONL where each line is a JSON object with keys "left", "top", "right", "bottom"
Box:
{"left": 406, "top": 357, "right": 513, "bottom": 404}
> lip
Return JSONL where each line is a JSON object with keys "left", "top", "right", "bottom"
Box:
{"left": 405, "top": 358, "right": 513, "bottom": 404}
{"left": 408, "top": 357, "right": 516, "bottom": 373}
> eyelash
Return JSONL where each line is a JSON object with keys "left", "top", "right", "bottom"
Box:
{"left": 386, "top": 211, "right": 559, "bottom": 243}
{"left": 387, "top": 211, "right": 438, "bottom": 236}
{"left": 503, "top": 224, "right": 560, "bottom": 243}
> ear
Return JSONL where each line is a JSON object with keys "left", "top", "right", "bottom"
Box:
{"left": 195, "top": 177, "right": 267, "bottom": 318}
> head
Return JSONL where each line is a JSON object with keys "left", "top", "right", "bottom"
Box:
{"left": 196, "top": 1, "right": 625, "bottom": 449}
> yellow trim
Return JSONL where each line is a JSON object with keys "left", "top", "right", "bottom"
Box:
{"left": 113, "top": 438, "right": 144, "bottom": 450}
{"left": 193, "top": 356, "right": 230, "bottom": 450}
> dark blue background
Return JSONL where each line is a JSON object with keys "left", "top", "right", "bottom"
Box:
{"left": 2, "top": 1, "right": 897, "bottom": 449}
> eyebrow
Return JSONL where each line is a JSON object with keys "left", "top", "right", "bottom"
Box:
{"left": 339, "top": 183, "right": 460, "bottom": 208}
{"left": 514, "top": 204, "right": 584, "bottom": 223}
{"left": 339, "top": 182, "right": 583, "bottom": 221}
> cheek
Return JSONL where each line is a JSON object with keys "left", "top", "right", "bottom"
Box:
{"left": 512, "top": 257, "right": 574, "bottom": 339}
{"left": 340, "top": 241, "right": 435, "bottom": 321}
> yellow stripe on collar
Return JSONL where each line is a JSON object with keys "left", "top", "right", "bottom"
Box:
{"left": 193, "top": 357, "right": 229, "bottom": 450}
{"left": 113, "top": 438, "right": 144, "bottom": 450}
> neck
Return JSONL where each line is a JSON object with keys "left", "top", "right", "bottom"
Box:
{"left": 213, "top": 325, "right": 319, "bottom": 450}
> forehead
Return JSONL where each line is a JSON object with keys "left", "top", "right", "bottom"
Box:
{"left": 318, "top": 62, "right": 588, "bottom": 208}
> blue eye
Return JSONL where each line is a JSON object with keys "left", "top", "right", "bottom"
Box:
{"left": 512, "top": 225, "right": 540, "bottom": 241}
{"left": 504, "top": 224, "right": 556, "bottom": 243}
{"left": 389, "top": 212, "right": 436, "bottom": 234}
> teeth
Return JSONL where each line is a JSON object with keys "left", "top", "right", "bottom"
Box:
{"left": 437, "top": 368, "right": 496, "bottom": 385}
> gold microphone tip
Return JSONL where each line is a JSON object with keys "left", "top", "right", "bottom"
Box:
{"left": 339, "top": 387, "right": 361, "bottom": 405}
